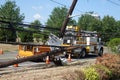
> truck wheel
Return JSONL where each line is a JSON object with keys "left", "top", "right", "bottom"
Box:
{"left": 98, "top": 49, "right": 103, "bottom": 56}
{"left": 65, "top": 54, "right": 68, "bottom": 58}
{"left": 78, "top": 49, "right": 86, "bottom": 58}
{"left": 82, "top": 49, "right": 86, "bottom": 57}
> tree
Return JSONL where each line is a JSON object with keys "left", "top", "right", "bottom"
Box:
{"left": 77, "top": 14, "right": 120, "bottom": 43}
{"left": 46, "top": 7, "right": 76, "bottom": 30}
{"left": 31, "top": 20, "right": 50, "bottom": 44}
{"left": 18, "top": 31, "right": 33, "bottom": 42}
{"left": 29, "top": 19, "right": 42, "bottom": 31}
{"left": 116, "top": 20, "right": 120, "bottom": 37}
{"left": 108, "top": 38, "right": 120, "bottom": 53}
{"left": 0, "top": 0, "right": 24, "bottom": 41}
{"left": 102, "top": 15, "right": 117, "bottom": 42}
{"left": 29, "top": 20, "right": 42, "bottom": 42}
{"left": 77, "top": 13, "right": 101, "bottom": 31}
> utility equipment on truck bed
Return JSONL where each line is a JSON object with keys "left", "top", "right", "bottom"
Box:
{"left": 62, "top": 25, "right": 103, "bottom": 58}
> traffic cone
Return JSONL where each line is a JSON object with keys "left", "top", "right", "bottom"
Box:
{"left": 13, "top": 56, "right": 19, "bottom": 67}
{"left": 0, "top": 48, "right": 3, "bottom": 54}
{"left": 68, "top": 54, "right": 71, "bottom": 62}
{"left": 13, "top": 63, "right": 19, "bottom": 67}
{"left": 46, "top": 56, "right": 50, "bottom": 64}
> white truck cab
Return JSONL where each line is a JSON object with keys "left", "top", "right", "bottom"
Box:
{"left": 62, "top": 26, "right": 103, "bottom": 58}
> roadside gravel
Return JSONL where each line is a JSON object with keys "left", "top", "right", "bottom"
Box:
{"left": 0, "top": 63, "right": 94, "bottom": 80}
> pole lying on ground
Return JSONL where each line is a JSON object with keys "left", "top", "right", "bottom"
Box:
{"left": 0, "top": 46, "right": 80, "bottom": 68}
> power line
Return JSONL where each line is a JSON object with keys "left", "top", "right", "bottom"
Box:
{"left": 107, "top": 0, "right": 120, "bottom": 7}
{"left": 50, "top": 0, "right": 66, "bottom": 7}
{"left": 49, "top": 0, "right": 84, "bottom": 17}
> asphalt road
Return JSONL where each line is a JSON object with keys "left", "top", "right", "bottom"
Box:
{"left": 0, "top": 46, "right": 111, "bottom": 67}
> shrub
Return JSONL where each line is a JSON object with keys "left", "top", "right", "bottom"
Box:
{"left": 83, "top": 67, "right": 100, "bottom": 80}
{"left": 91, "top": 64, "right": 112, "bottom": 80}
{"left": 96, "top": 53, "right": 120, "bottom": 80}
{"left": 108, "top": 38, "right": 120, "bottom": 53}
{"left": 63, "top": 53, "right": 120, "bottom": 80}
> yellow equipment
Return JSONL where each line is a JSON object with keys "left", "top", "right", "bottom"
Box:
{"left": 18, "top": 45, "right": 51, "bottom": 61}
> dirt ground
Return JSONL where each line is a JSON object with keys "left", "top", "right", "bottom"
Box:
{"left": 0, "top": 66, "right": 71, "bottom": 80}
{"left": 0, "top": 63, "right": 92, "bottom": 80}
{"left": 0, "top": 44, "right": 18, "bottom": 52}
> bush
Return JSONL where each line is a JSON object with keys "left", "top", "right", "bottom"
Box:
{"left": 96, "top": 53, "right": 120, "bottom": 80}
{"left": 108, "top": 38, "right": 120, "bottom": 53}
{"left": 91, "top": 64, "right": 112, "bottom": 80}
{"left": 83, "top": 67, "right": 100, "bottom": 80}
{"left": 63, "top": 53, "right": 120, "bottom": 80}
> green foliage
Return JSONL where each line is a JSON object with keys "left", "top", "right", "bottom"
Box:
{"left": 29, "top": 19, "right": 42, "bottom": 31}
{"left": 92, "top": 65, "right": 112, "bottom": 80}
{"left": 101, "top": 16, "right": 117, "bottom": 42}
{"left": 116, "top": 21, "right": 120, "bottom": 34}
{"left": 0, "top": 1, "right": 24, "bottom": 22}
{"left": 33, "top": 33, "right": 41, "bottom": 38}
{"left": 0, "top": 0, "right": 24, "bottom": 41}
{"left": 92, "top": 65, "right": 111, "bottom": 75}
{"left": 18, "top": 31, "right": 33, "bottom": 42}
{"left": 108, "top": 38, "right": 120, "bottom": 53}
{"left": 83, "top": 65, "right": 112, "bottom": 80}
{"left": 77, "top": 13, "right": 101, "bottom": 31}
{"left": 41, "top": 30, "right": 49, "bottom": 44}
{"left": 20, "top": 20, "right": 42, "bottom": 42}
{"left": 33, "top": 33, "right": 42, "bottom": 42}
{"left": 33, "top": 30, "right": 49, "bottom": 43}
{"left": 83, "top": 67, "right": 100, "bottom": 80}
{"left": 46, "top": 7, "right": 76, "bottom": 29}
{"left": 77, "top": 13, "right": 120, "bottom": 42}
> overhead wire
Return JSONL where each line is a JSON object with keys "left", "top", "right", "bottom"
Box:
{"left": 0, "top": 19, "right": 60, "bottom": 30}
{"left": 50, "top": 0, "right": 120, "bottom": 17}
{"left": 49, "top": 0, "right": 84, "bottom": 18}
{"left": 50, "top": 0, "right": 66, "bottom": 7}
{"left": 107, "top": 0, "right": 120, "bottom": 7}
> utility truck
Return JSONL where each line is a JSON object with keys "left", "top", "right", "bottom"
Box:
{"left": 15, "top": 0, "right": 103, "bottom": 64}
{"left": 62, "top": 25, "right": 103, "bottom": 58}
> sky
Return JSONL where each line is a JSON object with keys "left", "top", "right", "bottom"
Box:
{"left": 0, "top": 0, "right": 120, "bottom": 25}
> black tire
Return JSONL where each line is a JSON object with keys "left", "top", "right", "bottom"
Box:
{"left": 53, "top": 58, "right": 63, "bottom": 66}
{"left": 65, "top": 54, "right": 68, "bottom": 58}
{"left": 98, "top": 49, "right": 103, "bottom": 56}
{"left": 78, "top": 49, "right": 86, "bottom": 58}
{"left": 81, "top": 49, "right": 86, "bottom": 58}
